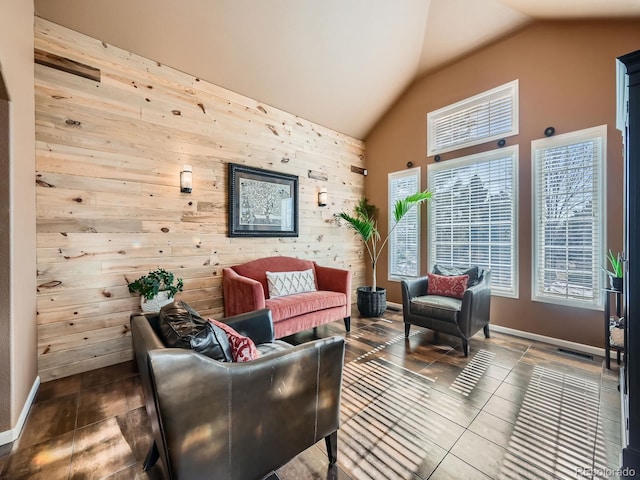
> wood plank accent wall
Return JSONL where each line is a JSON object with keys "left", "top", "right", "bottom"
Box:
{"left": 34, "top": 17, "right": 366, "bottom": 382}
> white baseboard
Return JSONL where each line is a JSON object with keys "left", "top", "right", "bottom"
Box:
{"left": 386, "top": 301, "right": 402, "bottom": 311}
{"left": 489, "top": 324, "right": 608, "bottom": 358}
{"left": 0, "top": 376, "right": 40, "bottom": 446}
{"left": 385, "top": 302, "right": 611, "bottom": 360}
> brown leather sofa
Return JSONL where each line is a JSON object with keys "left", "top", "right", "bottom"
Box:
{"left": 131, "top": 308, "right": 345, "bottom": 480}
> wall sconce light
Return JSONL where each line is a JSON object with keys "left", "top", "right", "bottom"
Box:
{"left": 180, "top": 165, "right": 192, "bottom": 193}
{"left": 318, "top": 187, "right": 328, "bottom": 207}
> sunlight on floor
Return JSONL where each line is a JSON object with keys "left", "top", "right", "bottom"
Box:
{"left": 450, "top": 349, "right": 496, "bottom": 396}
{"left": 340, "top": 359, "right": 443, "bottom": 479}
{"left": 499, "top": 365, "right": 603, "bottom": 479}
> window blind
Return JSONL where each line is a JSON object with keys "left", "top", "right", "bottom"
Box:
{"left": 427, "top": 80, "right": 519, "bottom": 156}
{"left": 389, "top": 168, "right": 421, "bottom": 280}
{"left": 532, "top": 125, "right": 606, "bottom": 308}
{"left": 428, "top": 146, "right": 518, "bottom": 296}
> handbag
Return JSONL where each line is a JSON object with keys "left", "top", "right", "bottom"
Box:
{"left": 159, "top": 301, "right": 233, "bottom": 362}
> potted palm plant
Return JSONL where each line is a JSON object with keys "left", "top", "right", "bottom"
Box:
{"left": 127, "top": 267, "right": 184, "bottom": 312}
{"left": 337, "top": 190, "right": 431, "bottom": 317}
{"left": 604, "top": 249, "right": 624, "bottom": 292}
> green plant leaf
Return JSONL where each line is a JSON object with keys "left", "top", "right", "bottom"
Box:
{"left": 353, "top": 197, "right": 376, "bottom": 222}
{"left": 336, "top": 190, "right": 430, "bottom": 290}
{"left": 392, "top": 190, "right": 431, "bottom": 223}
{"left": 337, "top": 212, "right": 376, "bottom": 242}
{"left": 606, "top": 249, "right": 623, "bottom": 277}
{"left": 127, "top": 267, "right": 184, "bottom": 300}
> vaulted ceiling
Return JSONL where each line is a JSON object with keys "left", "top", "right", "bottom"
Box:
{"left": 34, "top": 0, "right": 640, "bottom": 139}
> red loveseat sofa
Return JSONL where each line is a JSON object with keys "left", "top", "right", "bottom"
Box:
{"left": 223, "top": 256, "right": 352, "bottom": 338}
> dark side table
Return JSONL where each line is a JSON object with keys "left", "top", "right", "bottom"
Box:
{"left": 604, "top": 288, "right": 624, "bottom": 369}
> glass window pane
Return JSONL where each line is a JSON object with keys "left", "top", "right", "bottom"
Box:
{"left": 531, "top": 125, "right": 605, "bottom": 308}
{"left": 428, "top": 147, "right": 518, "bottom": 297}
{"left": 389, "top": 168, "right": 421, "bottom": 280}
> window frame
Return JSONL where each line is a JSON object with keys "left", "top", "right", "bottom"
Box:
{"left": 388, "top": 167, "right": 422, "bottom": 282}
{"left": 427, "top": 146, "right": 519, "bottom": 298}
{"left": 531, "top": 124, "right": 607, "bottom": 310}
{"left": 427, "top": 80, "right": 519, "bottom": 156}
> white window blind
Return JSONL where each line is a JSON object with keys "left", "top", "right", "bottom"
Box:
{"left": 389, "top": 168, "right": 421, "bottom": 280}
{"left": 532, "top": 125, "right": 606, "bottom": 309}
{"left": 428, "top": 146, "right": 518, "bottom": 297}
{"left": 427, "top": 80, "right": 519, "bottom": 156}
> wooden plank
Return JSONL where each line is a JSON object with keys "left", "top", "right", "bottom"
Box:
{"left": 38, "top": 324, "right": 131, "bottom": 354}
{"left": 38, "top": 311, "right": 132, "bottom": 341}
{"left": 36, "top": 297, "right": 139, "bottom": 324}
{"left": 35, "top": 48, "right": 101, "bottom": 82}
{"left": 36, "top": 232, "right": 221, "bottom": 248}
{"left": 37, "top": 336, "right": 132, "bottom": 371}
{"left": 308, "top": 170, "right": 329, "bottom": 181}
{"left": 36, "top": 245, "right": 171, "bottom": 263}
{"left": 36, "top": 219, "right": 144, "bottom": 234}
{"left": 39, "top": 350, "right": 134, "bottom": 382}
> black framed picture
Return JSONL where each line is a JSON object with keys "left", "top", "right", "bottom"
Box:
{"left": 228, "top": 163, "right": 299, "bottom": 237}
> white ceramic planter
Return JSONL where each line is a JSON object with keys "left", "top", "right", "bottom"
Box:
{"left": 141, "top": 290, "right": 173, "bottom": 312}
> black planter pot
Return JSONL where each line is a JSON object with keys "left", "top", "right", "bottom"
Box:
{"left": 356, "top": 286, "right": 387, "bottom": 317}
{"left": 609, "top": 276, "right": 623, "bottom": 292}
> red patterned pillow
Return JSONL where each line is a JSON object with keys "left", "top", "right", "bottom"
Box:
{"left": 208, "top": 319, "right": 259, "bottom": 362}
{"left": 427, "top": 273, "right": 469, "bottom": 299}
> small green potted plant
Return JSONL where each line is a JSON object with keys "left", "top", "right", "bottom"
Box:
{"left": 336, "top": 190, "right": 431, "bottom": 317}
{"left": 604, "top": 249, "right": 623, "bottom": 292}
{"left": 127, "top": 267, "right": 184, "bottom": 312}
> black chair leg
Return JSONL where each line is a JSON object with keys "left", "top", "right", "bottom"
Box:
{"left": 483, "top": 324, "right": 491, "bottom": 338}
{"left": 325, "top": 431, "right": 338, "bottom": 465}
{"left": 404, "top": 323, "right": 410, "bottom": 337}
{"left": 344, "top": 316, "right": 351, "bottom": 332}
{"left": 462, "top": 339, "right": 469, "bottom": 357}
{"left": 143, "top": 441, "right": 160, "bottom": 471}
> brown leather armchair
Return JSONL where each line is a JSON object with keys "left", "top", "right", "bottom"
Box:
{"left": 131, "top": 308, "right": 345, "bottom": 480}
{"left": 401, "top": 266, "right": 491, "bottom": 356}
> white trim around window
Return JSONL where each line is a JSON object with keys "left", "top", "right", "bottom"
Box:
{"left": 388, "top": 167, "right": 422, "bottom": 282}
{"left": 427, "top": 80, "right": 519, "bottom": 156}
{"left": 531, "top": 125, "right": 607, "bottom": 310}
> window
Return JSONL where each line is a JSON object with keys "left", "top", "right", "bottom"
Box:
{"left": 427, "top": 80, "right": 519, "bottom": 156}
{"left": 388, "top": 168, "right": 421, "bottom": 280}
{"left": 532, "top": 125, "right": 606, "bottom": 309}
{"left": 428, "top": 146, "right": 518, "bottom": 297}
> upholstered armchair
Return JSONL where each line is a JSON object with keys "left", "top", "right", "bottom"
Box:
{"left": 131, "top": 307, "right": 345, "bottom": 480}
{"left": 401, "top": 265, "right": 491, "bottom": 356}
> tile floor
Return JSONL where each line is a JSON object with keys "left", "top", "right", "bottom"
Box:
{"left": 0, "top": 309, "right": 623, "bottom": 479}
